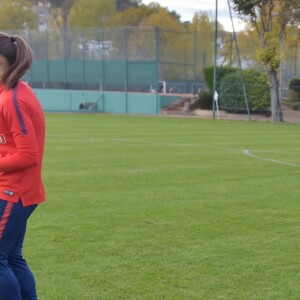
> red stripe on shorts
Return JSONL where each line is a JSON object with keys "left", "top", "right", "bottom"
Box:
{"left": 0, "top": 202, "right": 14, "bottom": 240}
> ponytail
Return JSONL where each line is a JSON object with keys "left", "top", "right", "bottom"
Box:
{"left": 0, "top": 32, "right": 33, "bottom": 89}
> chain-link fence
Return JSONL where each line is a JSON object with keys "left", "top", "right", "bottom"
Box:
{"left": 213, "top": 30, "right": 300, "bottom": 113}
{"left": 280, "top": 32, "right": 300, "bottom": 106}
{"left": 6, "top": 27, "right": 212, "bottom": 94}
{"left": 6, "top": 26, "right": 300, "bottom": 112}
{"left": 217, "top": 30, "right": 300, "bottom": 96}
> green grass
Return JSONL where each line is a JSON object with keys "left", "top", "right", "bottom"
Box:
{"left": 24, "top": 114, "right": 300, "bottom": 300}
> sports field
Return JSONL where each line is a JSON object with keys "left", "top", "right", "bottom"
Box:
{"left": 25, "top": 113, "right": 299, "bottom": 300}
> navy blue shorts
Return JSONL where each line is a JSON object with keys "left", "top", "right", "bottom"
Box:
{"left": 0, "top": 199, "right": 38, "bottom": 300}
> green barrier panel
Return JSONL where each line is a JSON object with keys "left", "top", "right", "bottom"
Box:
{"left": 33, "top": 89, "right": 179, "bottom": 114}
{"left": 127, "top": 61, "right": 157, "bottom": 86}
{"left": 67, "top": 60, "right": 85, "bottom": 83}
{"left": 49, "top": 60, "right": 66, "bottom": 82}
{"left": 30, "top": 60, "right": 48, "bottom": 82}
{"left": 26, "top": 59, "right": 157, "bottom": 87}
{"left": 84, "top": 60, "right": 103, "bottom": 84}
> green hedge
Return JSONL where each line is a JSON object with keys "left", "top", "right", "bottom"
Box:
{"left": 204, "top": 65, "right": 237, "bottom": 95}
{"left": 219, "top": 69, "right": 270, "bottom": 113}
{"left": 194, "top": 90, "right": 213, "bottom": 110}
{"left": 287, "top": 78, "right": 300, "bottom": 110}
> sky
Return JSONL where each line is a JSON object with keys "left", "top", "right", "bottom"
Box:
{"left": 141, "top": 0, "right": 246, "bottom": 32}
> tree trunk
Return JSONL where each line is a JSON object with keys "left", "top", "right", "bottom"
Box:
{"left": 268, "top": 70, "right": 283, "bottom": 122}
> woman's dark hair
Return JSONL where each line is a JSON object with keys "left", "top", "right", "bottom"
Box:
{"left": 0, "top": 32, "right": 33, "bottom": 89}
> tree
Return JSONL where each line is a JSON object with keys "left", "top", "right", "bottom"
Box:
{"left": 284, "top": 26, "right": 300, "bottom": 76}
{"left": 169, "top": 10, "right": 181, "bottom": 22}
{"left": 26, "top": 0, "right": 76, "bottom": 59}
{"left": 140, "top": 9, "right": 190, "bottom": 81}
{"left": 68, "top": 0, "right": 116, "bottom": 27}
{"left": 220, "top": 29, "right": 262, "bottom": 69}
{"left": 27, "top": 0, "right": 74, "bottom": 30}
{"left": 139, "top": 6, "right": 183, "bottom": 30}
{"left": 47, "top": 0, "right": 74, "bottom": 34}
{"left": 110, "top": 3, "right": 186, "bottom": 80}
{"left": 188, "top": 11, "right": 216, "bottom": 81}
{"left": 108, "top": 4, "right": 161, "bottom": 27}
{"left": 116, "top": 0, "right": 140, "bottom": 11}
{"left": 0, "top": 0, "right": 37, "bottom": 30}
{"left": 231, "top": 0, "right": 300, "bottom": 122}
{"left": 108, "top": 3, "right": 186, "bottom": 68}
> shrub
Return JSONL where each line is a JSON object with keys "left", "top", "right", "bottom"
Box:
{"left": 287, "top": 78, "right": 300, "bottom": 111}
{"left": 204, "top": 65, "right": 237, "bottom": 95}
{"left": 289, "top": 78, "right": 300, "bottom": 94}
{"left": 194, "top": 90, "right": 213, "bottom": 110}
{"left": 219, "top": 69, "right": 270, "bottom": 113}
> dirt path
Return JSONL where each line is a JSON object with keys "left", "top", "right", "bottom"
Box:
{"left": 193, "top": 105, "right": 300, "bottom": 124}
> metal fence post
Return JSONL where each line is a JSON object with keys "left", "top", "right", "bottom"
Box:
{"left": 82, "top": 28, "right": 86, "bottom": 90}
{"left": 155, "top": 24, "right": 160, "bottom": 117}
{"left": 64, "top": 26, "right": 68, "bottom": 89}
{"left": 46, "top": 28, "right": 49, "bottom": 88}
{"left": 101, "top": 28, "right": 105, "bottom": 91}
{"left": 193, "top": 30, "right": 197, "bottom": 96}
{"left": 124, "top": 27, "right": 128, "bottom": 113}
{"left": 155, "top": 27, "right": 160, "bottom": 114}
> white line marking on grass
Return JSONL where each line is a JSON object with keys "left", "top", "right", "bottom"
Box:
{"left": 55, "top": 135, "right": 298, "bottom": 168}
{"left": 243, "top": 149, "right": 300, "bottom": 167}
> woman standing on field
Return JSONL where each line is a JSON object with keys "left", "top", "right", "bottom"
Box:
{"left": 0, "top": 32, "right": 45, "bottom": 300}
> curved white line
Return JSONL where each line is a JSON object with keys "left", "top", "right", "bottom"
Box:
{"left": 243, "top": 149, "right": 300, "bottom": 167}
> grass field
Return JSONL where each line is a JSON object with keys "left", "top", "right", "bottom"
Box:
{"left": 24, "top": 113, "right": 299, "bottom": 300}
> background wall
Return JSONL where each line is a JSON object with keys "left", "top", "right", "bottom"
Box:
{"left": 34, "top": 89, "right": 180, "bottom": 114}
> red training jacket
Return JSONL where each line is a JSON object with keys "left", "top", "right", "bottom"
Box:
{"left": 0, "top": 81, "right": 45, "bottom": 206}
